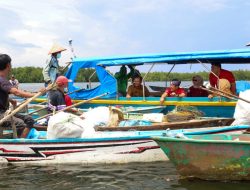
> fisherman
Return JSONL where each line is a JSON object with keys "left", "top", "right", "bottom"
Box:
{"left": 160, "top": 79, "right": 186, "bottom": 105}
{"left": 42, "top": 43, "right": 66, "bottom": 87}
{"left": 209, "top": 62, "right": 236, "bottom": 95}
{"left": 126, "top": 75, "right": 150, "bottom": 98}
{"left": 0, "top": 54, "right": 45, "bottom": 138}
{"left": 9, "top": 74, "right": 19, "bottom": 89}
{"left": 47, "top": 75, "right": 79, "bottom": 114}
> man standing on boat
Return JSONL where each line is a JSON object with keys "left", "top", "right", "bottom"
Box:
{"left": 43, "top": 43, "right": 66, "bottom": 87}
{"left": 209, "top": 63, "right": 236, "bottom": 95}
{"left": 0, "top": 54, "right": 44, "bottom": 138}
{"left": 115, "top": 65, "right": 138, "bottom": 96}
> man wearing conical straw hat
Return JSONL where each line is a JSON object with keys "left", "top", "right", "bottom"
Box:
{"left": 42, "top": 43, "right": 66, "bottom": 86}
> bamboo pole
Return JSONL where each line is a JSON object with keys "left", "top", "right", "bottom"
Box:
{"left": 209, "top": 86, "right": 250, "bottom": 104}
{"left": 33, "top": 87, "right": 85, "bottom": 106}
{"left": 34, "top": 92, "right": 108, "bottom": 121}
{"left": 0, "top": 83, "right": 55, "bottom": 126}
{"left": 200, "top": 87, "right": 238, "bottom": 101}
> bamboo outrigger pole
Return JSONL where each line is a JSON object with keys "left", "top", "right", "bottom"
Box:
{"left": 34, "top": 92, "right": 109, "bottom": 121}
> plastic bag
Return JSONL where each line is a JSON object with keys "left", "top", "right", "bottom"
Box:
{"left": 231, "top": 90, "right": 250, "bottom": 125}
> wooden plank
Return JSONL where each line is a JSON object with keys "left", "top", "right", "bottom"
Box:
{"left": 95, "top": 118, "right": 234, "bottom": 131}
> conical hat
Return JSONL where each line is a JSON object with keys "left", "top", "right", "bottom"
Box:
{"left": 48, "top": 43, "right": 67, "bottom": 54}
{"left": 218, "top": 79, "right": 232, "bottom": 94}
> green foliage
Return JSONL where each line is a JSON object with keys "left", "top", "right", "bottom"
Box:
{"left": 140, "top": 70, "right": 249, "bottom": 81}
{"left": 9, "top": 67, "right": 250, "bottom": 83}
{"left": 10, "top": 67, "right": 98, "bottom": 83}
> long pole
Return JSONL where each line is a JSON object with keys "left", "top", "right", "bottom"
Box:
{"left": 209, "top": 86, "right": 250, "bottom": 104}
{"left": 0, "top": 83, "right": 55, "bottom": 125}
{"left": 34, "top": 92, "right": 108, "bottom": 121}
{"left": 200, "top": 87, "right": 237, "bottom": 101}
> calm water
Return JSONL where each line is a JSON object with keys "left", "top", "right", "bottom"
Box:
{"left": 13, "top": 82, "right": 249, "bottom": 189}
{"left": 1, "top": 162, "right": 250, "bottom": 190}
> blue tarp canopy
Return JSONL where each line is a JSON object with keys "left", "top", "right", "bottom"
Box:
{"left": 95, "top": 48, "right": 250, "bottom": 66}
{"left": 65, "top": 48, "right": 250, "bottom": 99}
{"left": 65, "top": 58, "right": 117, "bottom": 99}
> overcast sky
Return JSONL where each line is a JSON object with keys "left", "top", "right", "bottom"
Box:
{"left": 1, "top": 0, "right": 250, "bottom": 73}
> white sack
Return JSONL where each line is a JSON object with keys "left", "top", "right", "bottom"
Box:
{"left": 80, "top": 107, "right": 110, "bottom": 137}
{"left": 231, "top": 90, "right": 250, "bottom": 126}
{"left": 47, "top": 112, "right": 85, "bottom": 139}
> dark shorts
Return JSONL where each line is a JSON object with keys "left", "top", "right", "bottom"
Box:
{"left": 0, "top": 112, "right": 34, "bottom": 129}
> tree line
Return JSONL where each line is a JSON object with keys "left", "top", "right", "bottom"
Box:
{"left": 10, "top": 67, "right": 250, "bottom": 83}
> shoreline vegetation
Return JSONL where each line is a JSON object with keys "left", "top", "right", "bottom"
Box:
{"left": 11, "top": 67, "right": 250, "bottom": 83}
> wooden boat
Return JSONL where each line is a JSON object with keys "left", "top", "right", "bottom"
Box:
{"left": 0, "top": 125, "right": 248, "bottom": 165}
{"left": 33, "top": 48, "right": 250, "bottom": 117}
{"left": 153, "top": 133, "right": 250, "bottom": 180}
{"left": 96, "top": 117, "right": 234, "bottom": 131}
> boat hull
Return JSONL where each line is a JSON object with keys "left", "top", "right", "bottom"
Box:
{"left": 153, "top": 134, "right": 250, "bottom": 180}
{"left": 0, "top": 137, "right": 167, "bottom": 165}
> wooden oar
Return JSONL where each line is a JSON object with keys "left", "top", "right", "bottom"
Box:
{"left": 209, "top": 86, "right": 250, "bottom": 104}
{"left": 34, "top": 92, "right": 108, "bottom": 121}
{"left": 0, "top": 83, "right": 55, "bottom": 126}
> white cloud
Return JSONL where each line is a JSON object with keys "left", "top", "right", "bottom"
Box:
{"left": 0, "top": 0, "right": 249, "bottom": 73}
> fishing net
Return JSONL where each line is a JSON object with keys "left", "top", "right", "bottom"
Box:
{"left": 166, "top": 106, "right": 204, "bottom": 122}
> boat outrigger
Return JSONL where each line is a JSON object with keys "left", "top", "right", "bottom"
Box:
{"left": 33, "top": 48, "right": 250, "bottom": 117}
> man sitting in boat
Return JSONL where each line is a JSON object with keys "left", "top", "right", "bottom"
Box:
{"left": 160, "top": 79, "right": 186, "bottom": 105}
{"left": 187, "top": 75, "right": 208, "bottom": 97}
{"left": 209, "top": 62, "right": 236, "bottom": 95}
{"left": 47, "top": 76, "right": 79, "bottom": 114}
{"left": 126, "top": 75, "right": 150, "bottom": 99}
{"left": 0, "top": 54, "right": 45, "bottom": 138}
{"left": 114, "top": 65, "right": 137, "bottom": 96}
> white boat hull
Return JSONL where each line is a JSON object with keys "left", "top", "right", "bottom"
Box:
{"left": 0, "top": 137, "right": 167, "bottom": 165}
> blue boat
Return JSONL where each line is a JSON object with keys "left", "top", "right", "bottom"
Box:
{"left": 33, "top": 48, "right": 250, "bottom": 117}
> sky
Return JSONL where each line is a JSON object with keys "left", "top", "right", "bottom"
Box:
{"left": 1, "top": 0, "right": 250, "bottom": 73}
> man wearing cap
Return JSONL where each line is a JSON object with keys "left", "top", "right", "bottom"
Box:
{"left": 209, "top": 63, "right": 236, "bottom": 95}
{"left": 160, "top": 79, "right": 186, "bottom": 105}
{"left": 48, "top": 76, "right": 79, "bottom": 114}
{"left": 9, "top": 74, "right": 19, "bottom": 89}
{"left": 0, "top": 54, "right": 45, "bottom": 138}
{"left": 42, "top": 43, "right": 66, "bottom": 86}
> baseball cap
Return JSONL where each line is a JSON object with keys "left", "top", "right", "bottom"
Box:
{"left": 56, "top": 76, "right": 72, "bottom": 87}
{"left": 170, "top": 79, "right": 181, "bottom": 86}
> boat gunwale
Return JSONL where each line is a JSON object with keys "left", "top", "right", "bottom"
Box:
{"left": 152, "top": 133, "right": 250, "bottom": 145}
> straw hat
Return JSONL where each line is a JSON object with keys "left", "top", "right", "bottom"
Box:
{"left": 107, "top": 107, "right": 124, "bottom": 127}
{"left": 48, "top": 43, "right": 67, "bottom": 54}
{"left": 218, "top": 79, "right": 232, "bottom": 94}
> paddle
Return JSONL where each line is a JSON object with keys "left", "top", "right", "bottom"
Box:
{"left": 0, "top": 83, "right": 55, "bottom": 126}
{"left": 34, "top": 92, "right": 109, "bottom": 121}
